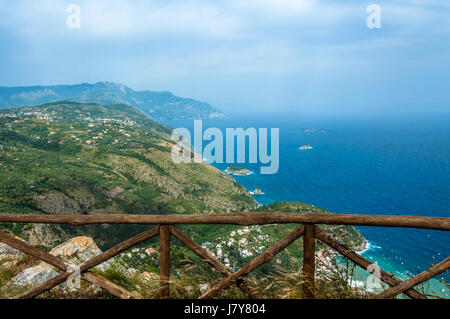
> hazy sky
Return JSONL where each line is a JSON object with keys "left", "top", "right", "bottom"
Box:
{"left": 1, "top": 0, "right": 449, "bottom": 114}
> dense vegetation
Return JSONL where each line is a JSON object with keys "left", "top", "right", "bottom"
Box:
{"left": 0, "top": 102, "right": 255, "bottom": 247}
{"left": 0, "top": 102, "right": 370, "bottom": 299}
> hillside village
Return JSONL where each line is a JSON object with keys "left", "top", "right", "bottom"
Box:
{"left": 0, "top": 102, "right": 369, "bottom": 299}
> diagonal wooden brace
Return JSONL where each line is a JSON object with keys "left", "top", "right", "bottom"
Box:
{"left": 314, "top": 226, "right": 427, "bottom": 299}
{"left": 4, "top": 226, "right": 160, "bottom": 299}
{"left": 199, "top": 225, "right": 305, "bottom": 299}
{"left": 373, "top": 256, "right": 450, "bottom": 299}
{"left": 169, "top": 226, "right": 263, "bottom": 299}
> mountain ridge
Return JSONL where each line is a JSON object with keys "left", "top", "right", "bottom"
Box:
{"left": 0, "top": 82, "right": 226, "bottom": 122}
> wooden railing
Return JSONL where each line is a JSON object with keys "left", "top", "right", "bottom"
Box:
{"left": 0, "top": 212, "right": 449, "bottom": 299}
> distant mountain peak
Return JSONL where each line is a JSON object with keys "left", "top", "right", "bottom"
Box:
{"left": 0, "top": 82, "right": 226, "bottom": 122}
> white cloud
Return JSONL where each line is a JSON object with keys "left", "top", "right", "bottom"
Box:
{"left": 1, "top": 0, "right": 449, "bottom": 113}
{"left": 81, "top": 0, "right": 241, "bottom": 38}
{"left": 231, "top": 0, "right": 317, "bottom": 16}
{"left": 2, "top": 0, "right": 448, "bottom": 42}
{"left": 0, "top": 0, "right": 241, "bottom": 38}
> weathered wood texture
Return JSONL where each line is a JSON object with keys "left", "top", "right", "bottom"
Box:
{"left": 199, "top": 226, "right": 305, "bottom": 299}
{"left": 1, "top": 212, "right": 448, "bottom": 300}
{"left": 81, "top": 226, "right": 160, "bottom": 271}
{"left": 0, "top": 230, "right": 66, "bottom": 269}
{"left": 13, "top": 271, "right": 72, "bottom": 299}
{"left": 11, "top": 226, "right": 160, "bottom": 299}
{"left": 314, "top": 226, "right": 426, "bottom": 299}
{"left": 81, "top": 272, "right": 138, "bottom": 299}
{"left": 169, "top": 226, "right": 263, "bottom": 299}
{"left": 159, "top": 225, "right": 170, "bottom": 299}
{"left": 303, "top": 225, "right": 315, "bottom": 299}
{"left": 373, "top": 257, "right": 450, "bottom": 299}
{"left": 0, "top": 213, "right": 448, "bottom": 230}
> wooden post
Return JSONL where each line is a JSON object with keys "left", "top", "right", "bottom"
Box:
{"left": 160, "top": 225, "right": 171, "bottom": 299}
{"left": 303, "top": 224, "right": 315, "bottom": 299}
{"left": 81, "top": 272, "right": 139, "bottom": 299}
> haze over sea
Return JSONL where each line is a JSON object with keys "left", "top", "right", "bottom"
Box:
{"left": 167, "top": 112, "right": 450, "bottom": 298}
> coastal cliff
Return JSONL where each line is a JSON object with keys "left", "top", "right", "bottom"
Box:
{"left": 0, "top": 102, "right": 368, "bottom": 299}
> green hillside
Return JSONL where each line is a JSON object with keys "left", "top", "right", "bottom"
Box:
{"left": 0, "top": 102, "right": 366, "bottom": 292}
{"left": 0, "top": 102, "right": 254, "bottom": 247}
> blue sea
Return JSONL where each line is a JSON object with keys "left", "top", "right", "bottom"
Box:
{"left": 166, "top": 112, "right": 450, "bottom": 298}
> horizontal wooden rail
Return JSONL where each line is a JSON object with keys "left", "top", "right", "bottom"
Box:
{"left": 0, "top": 213, "right": 448, "bottom": 230}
